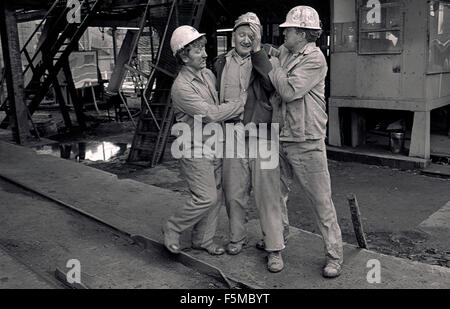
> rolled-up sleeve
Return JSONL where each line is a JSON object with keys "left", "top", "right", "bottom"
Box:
{"left": 171, "top": 83, "right": 244, "bottom": 123}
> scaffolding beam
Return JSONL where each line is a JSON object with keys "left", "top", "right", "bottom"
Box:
{"left": 0, "top": 1, "right": 32, "bottom": 144}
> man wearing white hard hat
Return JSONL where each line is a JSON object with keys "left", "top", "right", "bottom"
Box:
{"left": 268, "top": 6, "right": 344, "bottom": 278}
{"left": 162, "top": 25, "right": 244, "bottom": 255}
{"left": 214, "top": 12, "right": 285, "bottom": 273}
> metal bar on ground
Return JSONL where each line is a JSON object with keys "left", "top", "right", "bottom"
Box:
{"left": 347, "top": 193, "right": 369, "bottom": 249}
{"left": 54, "top": 267, "right": 90, "bottom": 289}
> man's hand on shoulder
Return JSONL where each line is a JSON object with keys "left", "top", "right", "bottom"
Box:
{"left": 269, "top": 56, "right": 280, "bottom": 69}
{"left": 262, "top": 44, "right": 281, "bottom": 58}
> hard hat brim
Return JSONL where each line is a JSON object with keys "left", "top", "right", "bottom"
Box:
{"left": 279, "top": 22, "right": 321, "bottom": 30}
{"left": 185, "top": 32, "right": 206, "bottom": 46}
{"left": 279, "top": 22, "right": 296, "bottom": 28}
{"left": 233, "top": 22, "right": 250, "bottom": 31}
{"left": 173, "top": 32, "right": 206, "bottom": 56}
{"left": 233, "top": 21, "right": 261, "bottom": 31}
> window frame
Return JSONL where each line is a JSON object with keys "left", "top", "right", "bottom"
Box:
{"left": 426, "top": 0, "right": 450, "bottom": 74}
{"left": 358, "top": 1, "right": 404, "bottom": 55}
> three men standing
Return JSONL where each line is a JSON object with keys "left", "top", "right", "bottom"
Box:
{"left": 164, "top": 5, "right": 344, "bottom": 278}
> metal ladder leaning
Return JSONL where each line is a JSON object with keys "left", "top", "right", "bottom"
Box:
{"left": 127, "top": 0, "right": 206, "bottom": 167}
{"left": 117, "top": 0, "right": 160, "bottom": 128}
{"left": 1, "top": 0, "right": 103, "bottom": 131}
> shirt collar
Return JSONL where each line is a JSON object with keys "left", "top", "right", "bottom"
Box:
{"left": 227, "top": 49, "right": 251, "bottom": 63}
{"left": 283, "top": 42, "right": 316, "bottom": 57}
{"left": 299, "top": 42, "right": 317, "bottom": 55}
{"left": 180, "top": 65, "right": 205, "bottom": 82}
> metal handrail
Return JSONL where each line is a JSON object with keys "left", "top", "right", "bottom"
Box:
{"left": 22, "top": 0, "right": 69, "bottom": 76}
{"left": 22, "top": 0, "right": 92, "bottom": 76}
{"left": 20, "top": 0, "right": 61, "bottom": 55}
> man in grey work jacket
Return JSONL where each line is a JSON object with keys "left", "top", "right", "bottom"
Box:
{"left": 162, "top": 25, "right": 244, "bottom": 255}
{"left": 268, "top": 6, "right": 344, "bottom": 278}
{"left": 214, "top": 13, "right": 285, "bottom": 273}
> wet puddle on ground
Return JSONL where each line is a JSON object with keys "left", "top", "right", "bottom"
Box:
{"left": 33, "top": 142, "right": 131, "bottom": 162}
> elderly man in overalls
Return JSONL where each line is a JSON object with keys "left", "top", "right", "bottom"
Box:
{"left": 215, "top": 13, "right": 285, "bottom": 273}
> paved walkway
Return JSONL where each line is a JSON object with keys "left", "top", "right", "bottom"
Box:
{"left": 0, "top": 140, "right": 449, "bottom": 288}
{"left": 419, "top": 201, "right": 450, "bottom": 238}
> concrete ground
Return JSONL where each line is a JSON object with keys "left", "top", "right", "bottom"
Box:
{"left": 0, "top": 138, "right": 449, "bottom": 288}
{"left": 123, "top": 160, "right": 450, "bottom": 269}
{"left": 6, "top": 116, "right": 449, "bottom": 268}
{"left": 62, "top": 121, "right": 450, "bottom": 269}
{"left": 0, "top": 178, "right": 227, "bottom": 289}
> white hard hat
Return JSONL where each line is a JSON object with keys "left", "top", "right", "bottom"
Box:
{"left": 279, "top": 6, "right": 321, "bottom": 30}
{"left": 233, "top": 12, "right": 261, "bottom": 30}
{"left": 170, "top": 25, "right": 205, "bottom": 56}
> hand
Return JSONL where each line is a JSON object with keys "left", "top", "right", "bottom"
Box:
{"left": 250, "top": 23, "right": 261, "bottom": 53}
{"left": 269, "top": 56, "right": 280, "bottom": 68}
{"left": 268, "top": 46, "right": 280, "bottom": 58}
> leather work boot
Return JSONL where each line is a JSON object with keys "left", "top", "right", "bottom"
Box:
{"left": 162, "top": 225, "right": 181, "bottom": 254}
{"left": 226, "top": 239, "right": 247, "bottom": 255}
{"left": 267, "top": 251, "right": 284, "bottom": 273}
{"left": 322, "top": 262, "right": 342, "bottom": 278}
{"left": 192, "top": 243, "right": 225, "bottom": 255}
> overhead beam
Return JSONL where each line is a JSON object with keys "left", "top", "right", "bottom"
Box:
{"left": 5, "top": 0, "right": 53, "bottom": 11}
{"left": 89, "top": 17, "right": 141, "bottom": 28}
{"left": 16, "top": 10, "right": 47, "bottom": 23}
{"left": 6, "top": 0, "right": 171, "bottom": 11}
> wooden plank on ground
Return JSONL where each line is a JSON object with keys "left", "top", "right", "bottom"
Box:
{"left": 347, "top": 193, "right": 368, "bottom": 249}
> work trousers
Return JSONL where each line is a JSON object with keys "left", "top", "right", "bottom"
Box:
{"left": 166, "top": 158, "right": 223, "bottom": 248}
{"left": 281, "top": 139, "right": 343, "bottom": 265}
{"left": 223, "top": 137, "right": 285, "bottom": 252}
